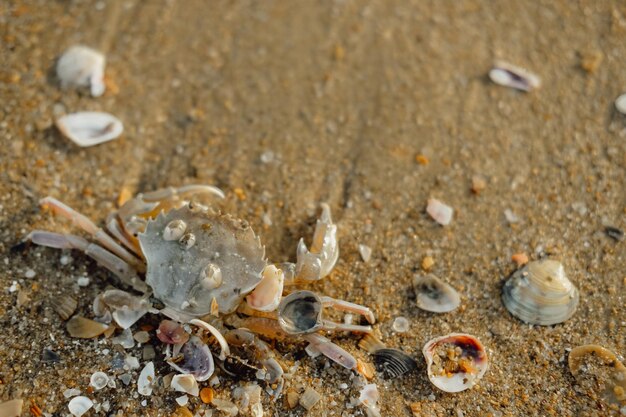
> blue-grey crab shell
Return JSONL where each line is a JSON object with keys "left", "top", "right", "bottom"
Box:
{"left": 139, "top": 204, "right": 266, "bottom": 316}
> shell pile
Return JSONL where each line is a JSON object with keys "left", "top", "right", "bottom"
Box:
{"left": 502, "top": 259, "right": 579, "bottom": 326}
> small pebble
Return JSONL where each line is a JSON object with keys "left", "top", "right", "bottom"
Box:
{"left": 426, "top": 198, "right": 453, "bottom": 226}
{"left": 142, "top": 344, "right": 156, "bottom": 361}
{"left": 200, "top": 387, "right": 214, "bottom": 404}
{"left": 392, "top": 316, "right": 410, "bottom": 333}
{"left": 42, "top": 348, "right": 61, "bottom": 363}
{"left": 60, "top": 255, "right": 72, "bottom": 265}
{"left": 76, "top": 277, "right": 90, "bottom": 287}
{"left": 90, "top": 372, "right": 109, "bottom": 390}
{"left": 358, "top": 244, "right": 372, "bottom": 263}
{"left": 260, "top": 150, "right": 275, "bottom": 163}
{"left": 119, "top": 373, "right": 132, "bottom": 386}
{"left": 471, "top": 175, "right": 487, "bottom": 194}
{"left": 421, "top": 256, "right": 435, "bottom": 271}
{"left": 24, "top": 269, "right": 36, "bottom": 278}
{"left": 415, "top": 154, "right": 429, "bottom": 165}
{"left": 504, "top": 209, "right": 519, "bottom": 224}
{"left": 615, "top": 94, "right": 626, "bottom": 115}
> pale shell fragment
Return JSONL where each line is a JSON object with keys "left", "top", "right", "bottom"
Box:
{"left": 66, "top": 315, "right": 109, "bottom": 338}
{"left": 502, "top": 259, "right": 579, "bottom": 326}
{"left": 299, "top": 387, "right": 321, "bottom": 410}
{"left": 413, "top": 274, "right": 461, "bottom": 313}
{"left": 89, "top": 371, "right": 109, "bottom": 390}
{"left": 57, "top": 45, "right": 106, "bottom": 97}
{"left": 246, "top": 265, "right": 284, "bottom": 312}
{"left": 426, "top": 198, "right": 453, "bottom": 226}
{"left": 423, "top": 333, "right": 488, "bottom": 393}
{"left": 56, "top": 112, "right": 123, "bottom": 147}
{"left": 137, "top": 362, "right": 155, "bottom": 396}
{"left": 568, "top": 344, "right": 626, "bottom": 406}
{"left": 51, "top": 295, "right": 77, "bottom": 321}
{"left": 171, "top": 374, "right": 200, "bottom": 396}
{"left": 359, "top": 244, "right": 372, "bottom": 263}
{"left": 488, "top": 61, "right": 541, "bottom": 92}
{"left": 0, "top": 399, "right": 23, "bottom": 417}
{"left": 359, "top": 384, "right": 381, "bottom": 417}
{"left": 615, "top": 93, "right": 626, "bottom": 115}
{"left": 68, "top": 396, "right": 93, "bottom": 417}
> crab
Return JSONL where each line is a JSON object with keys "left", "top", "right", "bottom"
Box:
{"left": 27, "top": 184, "right": 376, "bottom": 395}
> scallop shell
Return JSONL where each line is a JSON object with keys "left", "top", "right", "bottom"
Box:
{"left": 66, "top": 316, "right": 109, "bottom": 338}
{"left": 422, "top": 333, "right": 488, "bottom": 393}
{"left": 68, "top": 396, "right": 93, "bottom": 417}
{"left": 413, "top": 274, "right": 461, "bottom": 313}
{"left": 568, "top": 344, "right": 626, "bottom": 407}
{"left": 57, "top": 45, "right": 106, "bottom": 97}
{"left": 502, "top": 259, "right": 579, "bottom": 326}
{"left": 51, "top": 295, "right": 77, "bottom": 321}
{"left": 372, "top": 348, "right": 418, "bottom": 379}
{"left": 55, "top": 112, "right": 123, "bottom": 147}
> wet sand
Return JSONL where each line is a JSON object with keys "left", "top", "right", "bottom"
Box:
{"left": 1, "top": 1, "right": 625, "bottom": 416}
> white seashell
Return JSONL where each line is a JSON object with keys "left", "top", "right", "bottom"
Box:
{"left": 358, "top": 244, "right": 372, "bottom": 263}
{"left": 89, "top": 371, "right": 109, "bottom": 390}
{"left": 423, "top": 333, "right": 488, "bottom": 393}
{"left": 615, "top": 93, "right": 626, "bottom": 115}
{"left": 56, "top": 112, "right": 123, "bottom": 147}
{"left": 68, "top": 396, "right": 93, "bottom": 417}
{"left": 488, "top": 61, "right": 541, "bottom": 92}
{"left": 171, "top": 374, "right": 199, "bottom": 396}
{"left": 426, "top": 198, "right": 453, "bottom": 226}
{"left": 502, "top": 259, "right": 578, "bottom": 325}
{"left": 57, "top": 45, "right": 106, "bottom": 97}
{"left": 137, "top": 362, "right": 155, "bottom": 396}
{"left": 246, "top": 265, "right": 284, "bottom": 312}
{"left": 413, "top": 274, "right": 461, "bottom": 313}
{"left": 392, "top": 316, "right": 410, "bottom": 333}
{"left": 359, "top": 384, "right": 381, "bottom": 417}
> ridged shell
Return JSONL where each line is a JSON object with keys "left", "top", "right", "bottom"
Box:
{"left": 502, "top": 259, "right": 578, "bottom": 326}
{"left": 413, "top": 274, "right": 461, "bottom": 313}
{"left": 568, "top": 344, "right": 626, "bottom": 406}
{"left": 51, "top": 295, "right": 77, "bottom": 320}
{"left": 423, "top": 333, "right": 488, "bottom": 393}
{"left": 372, "top": 348, "right": 418, "bottom": 379}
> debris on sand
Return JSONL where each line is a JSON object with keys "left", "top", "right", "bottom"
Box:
{"left": 488, "top": 61, "right": 540, "bottom": 92}
{"left": 57, "top": 45, "right": 106, "bottom": 97}
{"left": 426, "top": 198, "right": 453, "bottom": 226}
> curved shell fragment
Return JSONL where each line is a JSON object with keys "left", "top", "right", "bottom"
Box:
{"left": 489, "top": 61, "right": 540, "bottom": 92}
{"left": 246, "top": 265, "right": 284, "bottom": 312}
{"left": 426, "top": 198, "right": 453, "bottom": 226}
{"left": 57, "top": 45, "right": 106, "bottom": 97}
{"left": 137, "top": 362, "right": 155, "bottom": 396}
{"left": 502, "top": 259, "right": 578, "bottom": 326}
{"left": 171, "top": 374, "right": 199, "bottom": 396}
{"left": 68, "top": 396, "right": 93, "bottom": 417}
{"left": 166, "top": 336, "right": 215, "bottom": 381}
{"left": 413, "top": 274, "right": 461, "bottom": 313}
{"left": 56, "top": 112, "right": 123, "bottom": 147}
{"left": 569, "top": 344, "right": 626, "bottom": 406}
{"left": 422, "top": 333, "right": 488, "bottom": 393}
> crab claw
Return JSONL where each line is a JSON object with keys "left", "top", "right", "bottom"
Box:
{"left": 246, "top": 265, "right": 284, "bottom": 312}
{"left": 295, "top": 204, "right": 339, "bottom": 281}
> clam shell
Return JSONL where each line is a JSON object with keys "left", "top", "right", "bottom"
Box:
{"left": 66, "top": 316, "right": 109, "bottom": 338}
{"left": 68, "top": 396, "right": 93, "bottom": 417}
{"left": 137, "top": 362, "right": 155, "bottom": 396}
{"left": 56, "top": 112, "right": 123, "bottom": 147}
{"left": 502, "top": 259, "right": 578, "bottom": 325}
{"left": 413, "top": 274, "right": 461, "bottom": 313}
{"left": 569, "top": 344, "right": 626, "bottom": 406}
{"left": 422, "top": 333, "right": 488, "bottom": 393}
{"left": 167, "top": 336, "right": 215, "bottom": 381}
{"left": 56, "top": 45, "right": 106, "bottom": 97}
{"left": 488, "top": 61, "right": 540, "bottom": 92}
{"left": 51, "top": 295, "right": 77, "bottom": 321}
{"left": 372, "top": 348, "right": 418, "bottom": 379}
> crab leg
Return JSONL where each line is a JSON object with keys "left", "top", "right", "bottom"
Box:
{"left": 294, "top": 203, "right": 339, "bottom": 282}
{"left": 303, "top": 333, "right": 357, "bottom": 370}
{"left": 226, "top": 329, "right": 284, "bottom": 385}
{"left": 321, "top": 296, "right": 376, "bottom": 324}
{"left": 39, "top": 197, "right": 145, "bottom": 272}
{"left": 27, "top": 231, "right": 147, "bottom": 292}
{"left": 105, "top": 214, "right": 143, "bottom": 257}
{"left": 321, "top": 320, "right": 373, "bottom": 333}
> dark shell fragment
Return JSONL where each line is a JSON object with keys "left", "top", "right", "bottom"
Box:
{"left": 372, "top": 348, "right": 417, "bottom": 379}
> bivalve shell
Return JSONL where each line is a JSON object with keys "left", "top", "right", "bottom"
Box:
{"left": 56, "top": 111, "right": 123, "bottom": 147}
{"left": 423, "top": 333, "right": 488, "bottom": 393}
{"left": 56, "top": 45, "right": 106, "bottom": 97}
{"left": 569, "top": 344, "right": 626, "bottom": 407}
{"left": 413, "top": 274, "right": 461, "bottom": 313}
{"left": 502, "top": 259, "right": 578, "bottom": 326}
{"left": 68, "top": 396, "right": 93, "bottom": 417}
{"left": 372, "top": 348, "right": 418, "bottom": 379}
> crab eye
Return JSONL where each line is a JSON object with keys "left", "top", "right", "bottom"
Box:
{"left": 163, "top": 219, "right": 187, "bottom": 241}
{"left": 278, "top": 291, "right": 323, "bottom": 335}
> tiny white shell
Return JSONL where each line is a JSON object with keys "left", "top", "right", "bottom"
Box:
{"left": 171, "top": 374, "right": 199, "bottom": 396}
{"left": 56, "top": 112, "right": 123, "bottom": 147}
{"left": 413, "top": 274, "right": 461, "bottom": 313}
{"left": 68, "top": 396, "right": 93, "bottom": 417}
{"left": 89, "top": 371, "right": 109, "bottom": 390}
{"left": 615, "top": 93, "right": 626, "bottom": 115}
{"left": 57, "top": 45, "right": 106, "bottom": 97}
{"left": 426, "top": 198, "right": 453, "bottom": 226}
{"left": 137, "top": 362, "right": 155, "bottom": 396}
{"left": 489, "top": 61, "right": 541, "bottom": 92}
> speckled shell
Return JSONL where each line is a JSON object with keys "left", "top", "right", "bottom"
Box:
{"left": 502, "top": 259, "right": 578, "bottom": 326}
{"left": 139, "top": 205, "right": 266, "bottom": 316}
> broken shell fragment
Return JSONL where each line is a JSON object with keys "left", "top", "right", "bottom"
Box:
{"left": 138, "top": 362, "right": 155, "bottom": 396}
{"left": 299, "top": 387, "right": 321, "bottom": 410}
{"left": 502, "top": 259, "right": 579, "bottom": 326}
{"left": 615, "top": 94, "right": 626, "bottom": 115}
{"left": 246, "top": 265, "right": 284, "bottom": 312}
{"left": 372, "top": 348, "right": 418, "bottom": 379}
{"left": 568, "top": 344, "right": 626, "bottom": 407}
{"left": 423, "top": 333, "right": 488, "bottom": 393}
{"left": 57, "top": 45, "right": 106, "bottom": 97}
{"left": 488, "top": 61, "right": 541, "bottom": 92}
{"left": 68, "top": 396, "right": 93, "bottom": 417}
{"left": 426, "top": 198, "right": 453, "bottom": 226}
{"left": 89, "top": 371, "right": 109, "bottom": 390}
{"left": 0, "top": 399, "right": 23, "bottom": 417}
{"left": 171, "top": 374, "right": 199, "bottom": 396}
{"left": 51, "top": 295, "right": 77, "bottom": 320}
{"left": 157, "top": 320, "right": 190, "bottom": 345}
{"left": 66, "top": 316, "right": 109, "bottom": 338}
{"left": 413, "top": 274, "right": 461, "bottom": 313}
{"left": 56, "top": 112, "right": 123, "bottom": 147}
{"left": 167, "top": 336, "right": 215, "bottom": 381}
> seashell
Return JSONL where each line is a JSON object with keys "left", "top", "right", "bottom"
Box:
{"left": 89, "top": 371, "right": 109, "bottom": 390}
{"left": 55, "top": 112, "right": 123, "bottom": 147}
{"left": 426, "top": 198, "right": 453, "bottom": 226}
{"left": 171, "top": 374, "right": 199, "bottom": 396}
{"left": 502, "top": 259, "right": 579, "bottom": 326}
{"left": 68, "top": 396, "right": 93, "bottom": 417}
{"left": 157, "top": 320, "right": 190, "bottom": 345}
{"left": 413, "top": 274, "right": 461, "bottom": 313}
{"left": 372, "top": 348, "right": 418, "bottom": 379}
{"left": 66, "top": 316, "right": 109, "bottom": 338}
{"left": 57, "top": 45, "right": 106, "bottom": 97}
{"left": 299, "top": 387, "right": 321, "bottom": 410}
{"left": 137, "top": 362, "right": 155, "bottom": 396}
{"left": 100, "top": 289, "right": 151, "bottom": 329}
{"left": 51, "top": 295, "right": 77, "bottom": 321}
{"left": 359, "top": 384, "right": 380, "bottom": 416}
{"left": 488, "top": 61, "right": 541, "bottom": 92}
{"left": 568, "top": 344, "right": 626, "bottom": 407}
{"left": 0, "top": 399, "right": 23, "bottom": 417}
{"left": 423, "top": 333, "right": 488, "bottom": 393}
{"left": 615, "top": 93, "right": 626, "bottom": 115}
{"left": 246, "top": 265, "right": 284, "bottom": 312}
{"left": 211, "top": 399, "right": 239, "bottom": 415}
{"left": 220, "top": 356, "right": 259, "bottom": 380}
{"left": 167, "top": 336, "right": 215, "bottom": 381}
